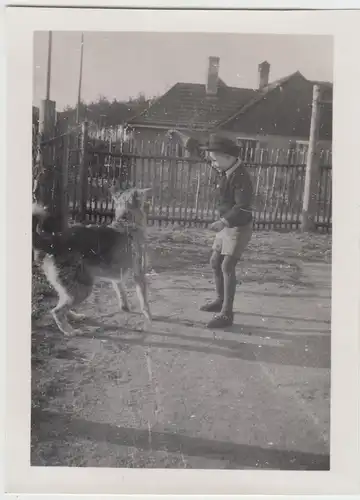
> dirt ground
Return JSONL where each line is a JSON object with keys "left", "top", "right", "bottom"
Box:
{"left": 31, "top": 227, "right": 331, "bottom": 470}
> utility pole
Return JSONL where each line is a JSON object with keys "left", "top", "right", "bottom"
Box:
{"left": 34, "top": 31, "right": 55, "bottom": 206}
{"left": 76, "top": 32, "right": 84, "bottom": 124}
{"left": 301, "top": 84, "right": 323, "bottom": 232}
{"left": 45, "top": 31, "right": 52, "bottom": 100}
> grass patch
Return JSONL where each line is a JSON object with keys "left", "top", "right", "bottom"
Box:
{"left": 147, "top": 226, "right": 332, "bottom": 262}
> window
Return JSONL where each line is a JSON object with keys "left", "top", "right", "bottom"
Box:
{"left": 295, "top": 140, "right": 309, "bottom": 152}
{"left": 236, "top": 137, "right": 259, "bottom": 161}
{"left": 292, "top": 140, "right": 309, "bottom": 163}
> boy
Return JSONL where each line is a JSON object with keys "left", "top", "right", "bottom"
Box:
{"left": 168, "top": 131, "right": 254, "bottom": 329}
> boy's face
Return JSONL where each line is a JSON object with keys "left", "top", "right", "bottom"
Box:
{"left": 209, "top": 151, "right": 237, "bottom": 171}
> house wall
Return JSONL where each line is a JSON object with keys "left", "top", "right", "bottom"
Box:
{"left": 131, "top": 126, "right": 208, "bottom": 154}
{"left": 131, "top": 126, "right": 332, "bottom": 162}
{"left": 220, "top": 130, "right": 332, "bottom": 152}
{"left": 132, "top": 126, "right": 165, "bottom": 143}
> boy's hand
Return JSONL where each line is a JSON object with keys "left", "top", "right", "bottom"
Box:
{"left": 209, "top": 220, "right": 226, "bottom": 232}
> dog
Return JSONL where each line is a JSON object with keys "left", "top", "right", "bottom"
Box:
{"left": 32, "top": 183, "right": 152, "bottom": 336}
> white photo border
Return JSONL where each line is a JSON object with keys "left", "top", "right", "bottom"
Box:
{"left": 4, "top": 6, "right": 360, "bottom": 497}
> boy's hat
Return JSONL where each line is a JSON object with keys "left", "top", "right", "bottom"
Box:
{"left": 201, "top": 134, "right": 241, "bottom": 158}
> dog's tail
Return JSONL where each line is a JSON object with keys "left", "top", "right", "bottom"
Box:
{"left": 32, "top": 201, "right": 47, "bottom": 236}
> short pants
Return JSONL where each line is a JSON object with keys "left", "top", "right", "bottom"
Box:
{"left": 212, "top": 222, "right": 253, "bottom": 259}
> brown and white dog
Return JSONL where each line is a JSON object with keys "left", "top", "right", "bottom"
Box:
{"left": 32, "top": 183, "right": 152, "bottom": 336}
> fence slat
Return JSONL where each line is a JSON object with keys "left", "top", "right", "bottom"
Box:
{"left": 158, "top": 159, "right": 165, "bottom": 226}
{"left": 183, "top": 162, "right": 192, "bottom": 226}
{"left": 194, "top": 169, "right": 201, "bottom": 225}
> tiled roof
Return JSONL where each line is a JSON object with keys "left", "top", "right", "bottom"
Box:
{"left": 217, "top": 72, "right": 333, "bottom": 141}
{"left": 129, "top": 71, "right": 333, "bottom": 141}
{"left": 129, "top": 82, "right": 258, "bottom": 130}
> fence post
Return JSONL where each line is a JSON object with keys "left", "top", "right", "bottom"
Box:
{"left": 195, "top": 170, "right": 201, "bottom": 217}
{"left": 48, "top": 116, "right": 70, "bottom": 232}
{"left": 78, "top": 120, "right": 89, "bottom": 222}
{"left": 118, "top": 131, "right": 129, "bottom": 190}
{"left": 61, "top": 132, "right": 70, "bottom": 230}
{"left": 33, "top": 99, "right": 56, "bottom": 207}
{"left": 301, "top": 84, "right": 322, "bottom": 232}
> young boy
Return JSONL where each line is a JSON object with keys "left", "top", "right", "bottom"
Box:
{"left": 200, "top": 135, "right": 253, "bottom": 328}
{"left": 168, "top": 130, "right": 254, "bottom": 329}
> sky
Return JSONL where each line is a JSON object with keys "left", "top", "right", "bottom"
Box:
{"left": 33, "top": 31, "right": 333, "bottom": 111}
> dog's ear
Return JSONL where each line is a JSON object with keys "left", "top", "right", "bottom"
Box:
{"left": 133, "top": 188, "right": 151, "bottom": 205}
{"left": 136, "top": 188, "right": 152, "bottom": 195}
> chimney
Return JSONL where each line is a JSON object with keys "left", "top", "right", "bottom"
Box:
{"left": 258, "top": 61, "right": 270, "bottom": 89}
{"left": 206, "top": 56, "right": 220, "bottom": 95}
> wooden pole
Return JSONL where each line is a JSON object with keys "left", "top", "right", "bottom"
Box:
{"left": 78, "top": 120, "right": 89, "bottom": 222}
{"left": 61, "top": 133, "right": 70, "bottom": 230}
{"left": 195, "top": 169, "right": 201, "bottom": 217}
{"left": 34, "top": 99, "right": 56, "bottom": 208}
{"left": 33, "top": 31, "right": 53, "bottom": 202}
{"left": 76, "top": 32, "right": 84, "bottom": 124}
{"left": 52, "top": 129, "right": 67, "bottom": 232}
{"left": 45, "top": 31, "right": 52, "bottom": 100}
{"left": 301, "top": 84, "right": 322, "bottom": 232}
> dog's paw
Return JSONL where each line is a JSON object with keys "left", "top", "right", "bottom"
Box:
{"left": 63, "top": 327, "right": 82, "bottom": 337}
{"left": 143, "top": 309, "right": 152, "bottom": 326}
{"left": 68, "top": 310, "right": 86, "bottom": 322}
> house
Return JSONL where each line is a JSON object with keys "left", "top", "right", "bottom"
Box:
{"left": 128, "top": 57, "right": 332, "bottom": 157}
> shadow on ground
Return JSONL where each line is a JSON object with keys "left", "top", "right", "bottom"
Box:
{"left": 32, "top": 408, "right": 329, "bottom": 470}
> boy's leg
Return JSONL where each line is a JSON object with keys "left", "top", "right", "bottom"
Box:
{"left": 206, "top": 256, "right": 237, "bottom": 328}
{"left": 206, "top": 223, "right": 252, "bottom": 328}
{"left": 221, "top": 255, "right": 238, "bottom": 316}
{"left": 200, "top": 250, "right": 224, "bottom": 312}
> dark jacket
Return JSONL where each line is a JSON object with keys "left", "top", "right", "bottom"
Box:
{"left": 218, "top": 164, "right": 254, "bottom": 228}
{"left": 171, "top": 132, "right": 254, "bottom": 227}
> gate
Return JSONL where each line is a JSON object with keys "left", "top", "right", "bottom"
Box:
{"left": 67, "top": 123, "right": 132, "bottom": 224}
{"left": 33, "top": 118, "right": 131, "bottom": 228}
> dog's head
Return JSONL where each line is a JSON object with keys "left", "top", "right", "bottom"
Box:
{"left": 110, "top": 181, "right": 151, "bottom": 223}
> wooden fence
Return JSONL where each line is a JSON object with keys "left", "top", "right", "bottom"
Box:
{"left": 70, "top": 136, "right": 332, "bottom": 231}
{"left": 33, "top": 113, "right": 332, "bottom": 232}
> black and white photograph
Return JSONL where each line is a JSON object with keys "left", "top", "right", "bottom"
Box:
{"left": 31, "top": 30, "right": 333, "bottom": 470}
{"left": 4, "top": 6, "right": 360, "bottom": 497}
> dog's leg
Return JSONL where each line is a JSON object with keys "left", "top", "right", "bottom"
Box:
{"left": 132, "top": 238, "right": 151, "bottom": 323}
{"left": 134, "top": 272, "right": 152, "bottom": 323}
{"left": 42, "top": 255, "right": 80, "bottom": 337}
{"left": 51, "top": 298, "right": 79, "bottom": 337}
{"left": 54, "top": 281, "right": 93, "bottom": 334}
{"left": 67, "top": 261, "right": 94, "bottom": 324}
{"left": 112, "top": 279, "right": 130, "bottom": 312}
